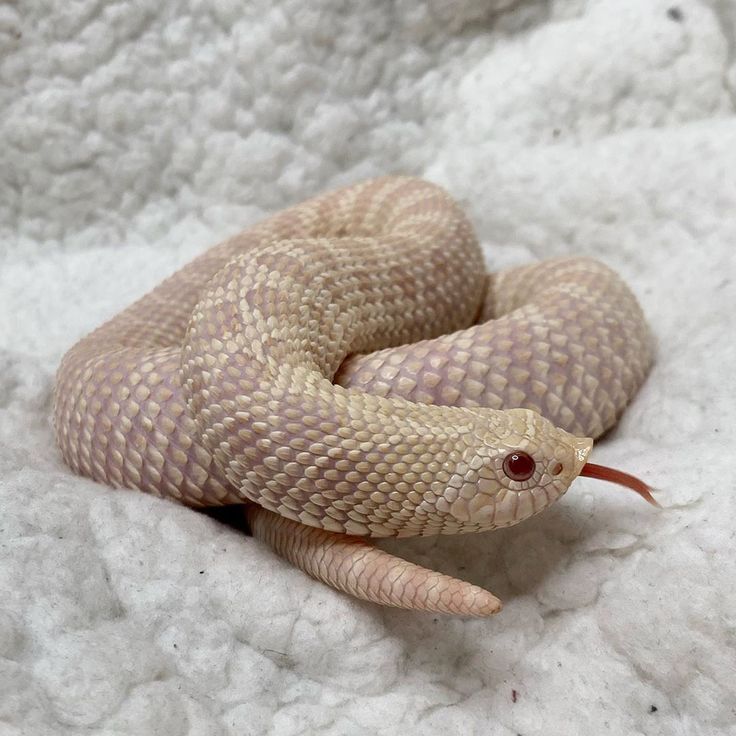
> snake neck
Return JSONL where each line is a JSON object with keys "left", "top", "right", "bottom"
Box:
{"left": 179, "top": 228, "right": 580, "bottom": 537}
{"left": 180, "top": 197, "right": 493, "bottom": 536}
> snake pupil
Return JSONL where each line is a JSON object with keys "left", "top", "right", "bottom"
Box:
{"left": 502, "top": 451, "right": 536, "bottom": 481}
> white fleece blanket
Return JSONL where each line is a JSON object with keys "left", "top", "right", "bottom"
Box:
{"left": 2, "top": 1, "right": 735, "bottom": 734}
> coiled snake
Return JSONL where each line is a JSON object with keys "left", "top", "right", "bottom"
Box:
{"left": 54, "top": 177, "right": 655, "bottom": 616}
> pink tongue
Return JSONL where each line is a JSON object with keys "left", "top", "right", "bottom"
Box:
{"left": 580, "top": 462, "right": 660, "bottom": 507}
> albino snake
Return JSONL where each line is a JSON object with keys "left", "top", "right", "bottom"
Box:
{"left": 54, "top": 176, "right": 655, "bottom": 617}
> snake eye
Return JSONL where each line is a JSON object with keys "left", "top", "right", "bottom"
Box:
{"left": 502, "top": 451, "right": 536, "bottom": 481}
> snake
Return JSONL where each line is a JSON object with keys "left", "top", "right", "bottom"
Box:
{"left": 54, "top": 176, "right": 656, "bottom": 617}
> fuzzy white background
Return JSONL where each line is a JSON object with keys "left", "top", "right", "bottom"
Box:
{"left": 2, "top": 1, "right": 735, "bottom": 734}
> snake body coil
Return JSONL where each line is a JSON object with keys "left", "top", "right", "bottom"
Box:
{"left": 54, "top": 177, "right": 653, "bottom": 616}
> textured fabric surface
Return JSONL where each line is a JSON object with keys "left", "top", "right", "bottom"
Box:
{"left": 1, "top": 1, "right": 735, "bottom": 734}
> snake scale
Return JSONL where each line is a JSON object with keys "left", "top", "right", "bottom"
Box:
{"left": 54, "top": 176, "right": 655, "bottom": 616}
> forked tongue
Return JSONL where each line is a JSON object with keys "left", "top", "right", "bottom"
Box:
{"left": 580, "top": 463, "right": 660, "bottom": 507}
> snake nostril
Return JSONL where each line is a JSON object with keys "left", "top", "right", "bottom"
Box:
{"left": 550, "top": 462, "right": 563, "bottom": 476}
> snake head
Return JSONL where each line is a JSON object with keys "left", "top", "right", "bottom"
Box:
{"left": 437, "top": 408, "right": 593, "bottom": 531}
{"left": 434, "top": 407, "right": 658, "bottom": 533}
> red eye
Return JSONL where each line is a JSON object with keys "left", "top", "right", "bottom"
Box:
{"left": 502, "top": 451, "right": 536, "bottom": 481}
